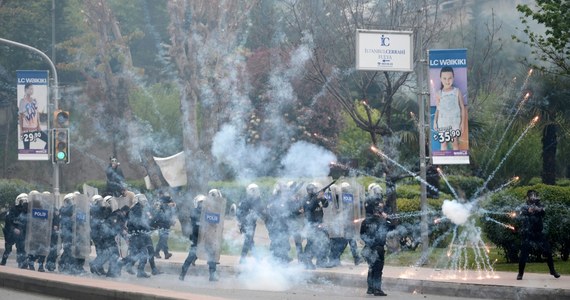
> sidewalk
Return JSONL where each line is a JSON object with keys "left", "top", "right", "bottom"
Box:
{"left": 1, "top": 239, "right": 569, "bottom": 300}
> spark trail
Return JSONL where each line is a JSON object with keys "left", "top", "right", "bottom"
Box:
{"left": 473, "top": 116, "right": 540, "bottom": 201}
{"left": 482, "top": 69, "right": 533, "bottom": 174}
{"left": 370, "top": 146, "right": 439, "bottom": 193}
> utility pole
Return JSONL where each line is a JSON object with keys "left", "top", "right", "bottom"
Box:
{"left": 416, "top": 30, "right": 430, "bottom": 265}
{"left": 0, "top": 38, "right": 60, "bottom": 198}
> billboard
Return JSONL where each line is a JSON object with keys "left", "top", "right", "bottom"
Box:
{"left": 17, "top": 70, "right": 49, "bottom": 161}
{"left": 356, "top": 29, "right": 413, "bottom": 72}
{"left": 428, "top": 49, "right": 469, "bottom": 165}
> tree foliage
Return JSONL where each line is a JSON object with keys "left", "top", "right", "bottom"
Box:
{"left": 514, "top": 0, "right": 570, "bottom": 76}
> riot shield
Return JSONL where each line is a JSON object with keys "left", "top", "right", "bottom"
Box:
{"left": 72, "top": 194, "right": 91, "bottom": 259}
{"left": 352, "top": 179, "right": 365, "bottom": 235}
{"left": 322, "top": 184, "right": 344, "bottom": 238}
{"left": 340, "top": 179, "right": 359, "bottom": 239}
{"left": 115, "top": 196, "right": 130, "bottom": 210}
{"left": 107, "top": 197, "right": 119, "bottom": 212}
{"left": 197, "top": 193, "right": 227, "bottom": 262}
{"left": 83, "top": 184, "right": 99, "bottom": 202}
{"left": 25, "top": 191, "right": 54, "bottom": 257}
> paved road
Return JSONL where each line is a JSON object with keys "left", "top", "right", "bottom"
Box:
{"left": 0, "top": 273, "right": 495, "bottom": 300}
{"left": 0, "top": 287, "right": 66, "bottom": 300}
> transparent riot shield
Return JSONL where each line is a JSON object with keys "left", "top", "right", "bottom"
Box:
{"left": 72, "top": 194, "right": 91, "bottom": 259}
{"left": 104, "top": 196, "right": 119, "bottom": 212}
{"left": 340, "top": 178, "right": 361, "bottom": 239}
{"left": 115, "top": 196, "right": 130, "bottom": 210}
{"left": 25, "top": 191, "right": 54, "bottom": 257}
{"left": 197, "top": 193, "right": 227, "bottom": 262}
{"left": 322, "top": 184, "right": 344, "bottom": 238}
{"left": 82, "top": 184, "right": 99, "bottom": 202}
{"left": 352, "top": 179, "right": 365, "bottom": 235}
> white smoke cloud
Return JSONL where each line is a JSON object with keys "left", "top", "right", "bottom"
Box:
{"left": 441, "top": 199, "right": 472, "bottom": 225}
{"left": 280, "top": 141, "right": 336, "bottom": 178}
{"left": 211, "top": 124, "right": 271, "bottom": 181}
{"left": 237, "top": 255, "right": 308, "bottom": 291}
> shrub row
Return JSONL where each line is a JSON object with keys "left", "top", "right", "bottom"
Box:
{"left": 481, "top": 183, "right": 570, "bottom": 262}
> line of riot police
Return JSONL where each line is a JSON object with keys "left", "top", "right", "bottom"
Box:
{"left": 0, "top": 189, "right": 176, "bottom": 279}
{"left": 235, "top": 179, "right": 387, "bottom": 270}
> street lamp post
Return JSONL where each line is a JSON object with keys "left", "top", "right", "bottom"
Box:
{"left": 0, "top": 37, "right": 61, "bottom": 199}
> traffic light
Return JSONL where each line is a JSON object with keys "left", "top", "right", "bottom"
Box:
{"left": 53, "top": 110, "right": 69, "bottom": 128}
{"left": 52, "top": 109, "right": 70, "bottom": 164}
{"left": 52, "top": 128, "right": 69, "bottom": 164}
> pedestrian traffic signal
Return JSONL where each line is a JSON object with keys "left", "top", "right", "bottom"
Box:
{"left": 52, "top": 128, "right": 69, "bottom": 164}
{"left": 53, "top": 110, "right": 69, "bottom": 128}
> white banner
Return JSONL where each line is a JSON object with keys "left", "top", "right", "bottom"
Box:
{"left": 153, "top": 152, "right": 187, "bottom": 187}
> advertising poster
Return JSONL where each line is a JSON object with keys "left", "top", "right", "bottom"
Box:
{"left": 428, "top": 49, "right": 469, "bottom": 165}
{"left": 17, "top": 70, "right": 49, "bottom": 161}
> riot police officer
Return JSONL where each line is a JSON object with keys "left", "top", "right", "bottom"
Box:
{"left": 365, "top": 183, "right": 384, "bottom": 217}
{"left": 179, "top": 194, "right": 205, "bottom": 281}
{"left": 180, "top": 189, "right": 226, "bottom": 282}
{"left": 58, "top": 193, "right": 76, "bottom": 273}
{"left": 121, "top": 194, "right": 162, "bottom": 278}
{"left": 237, "top": 183, "right": 263, "bottom": 263}
{"left": 517, "top": 190, "right": 560, "bottom": 280}
{"left": 1, "top": 193, "right": 28, "bottom": 267}
{"left": 360, "top": 202, "right": 390, "bottom": 296}
{"left": 264, "top": 183, "right": 292, "bottom": 264}
{"left": 90, "top": 195, "right": 110, "bottom": 276}
{"left": 45, "top": 205, "right": 60, "bottom": 272}
{"left": 302, "top": 182, "right": 329, "bottom": 269}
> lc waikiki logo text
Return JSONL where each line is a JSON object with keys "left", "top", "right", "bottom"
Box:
{"left": 18, "top": 77, "right": 48, "bottom": 84}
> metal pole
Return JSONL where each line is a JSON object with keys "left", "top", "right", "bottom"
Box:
{"left": 0, "top": 38, "right": 60, "bottom": 198}
{"left": 416, "top": 30, "right": 429, "bottom": 265}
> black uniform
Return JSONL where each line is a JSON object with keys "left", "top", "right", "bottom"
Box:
{"left": 237, "top": 195, "right": 263, "bottom": 262}
{"left": 263, "top": 194, "right": 291, "bottom": 264}
{"left": 302, "top": 192, "right": 329, "bottom": 269}
{"left": 89, "top": 203, "right": 110, "bottom": 275}
{"left": 1, "top": 203, "right": 28, "bottom": 267}
{"left": 58, "top": 203, "right": 75, "bottom": 273}
{"left": 517, "top": 190, "right": 560, "bottom": 280}
{"left": 121, "top": 202, "right": 160, "bottom": 277}
{"left": 101, "top": 206, "right": 128, "bottom": 277}
{"left": 286, "top": 196, "right": 305, "bottom": 262}
{"left": 106, "top": 164, "right": 125, "bottom": 197}
{"left": 360, "top": 209, "right": 390, "bottom": 296}
{"left": 179, "top": 203, "right": 201, "bottom": 280}
{"left": 153, "top": 196, "right": 175, "bottom": 259}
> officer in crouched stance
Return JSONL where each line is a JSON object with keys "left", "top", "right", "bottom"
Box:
{"left": 360, "top": 201, "right": 392, "bottom": 296}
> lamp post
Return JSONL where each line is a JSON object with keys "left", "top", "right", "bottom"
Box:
{"left": 0, "top": 37, "right": 61, "bottom": 199}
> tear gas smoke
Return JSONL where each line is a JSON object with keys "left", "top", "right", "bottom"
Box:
{"left": 280, "top": 141, "right": 337, "bottom": 178}
{"left": 441, "top": 199, "right": 472, "bottom": 226}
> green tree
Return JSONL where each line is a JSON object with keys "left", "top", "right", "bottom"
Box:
{"left": 514, "top": 0, "right": 570, "bottom": 76}
{"left": 527, "top": 73, "right": 570, "bottom": 184}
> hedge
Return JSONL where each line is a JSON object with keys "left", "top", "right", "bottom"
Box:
{"left": 481, "top": 184, "right": 570, "bottom": 262}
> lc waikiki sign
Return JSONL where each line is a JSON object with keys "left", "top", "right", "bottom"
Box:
{"left": 428, "top": 49, "right": 470, "bottom": 165}
{"left": 17, "top": 70, "right": 50, "bottom": 161}
{"left": 356, "top": 29, "right": 413, "bottom": 72}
